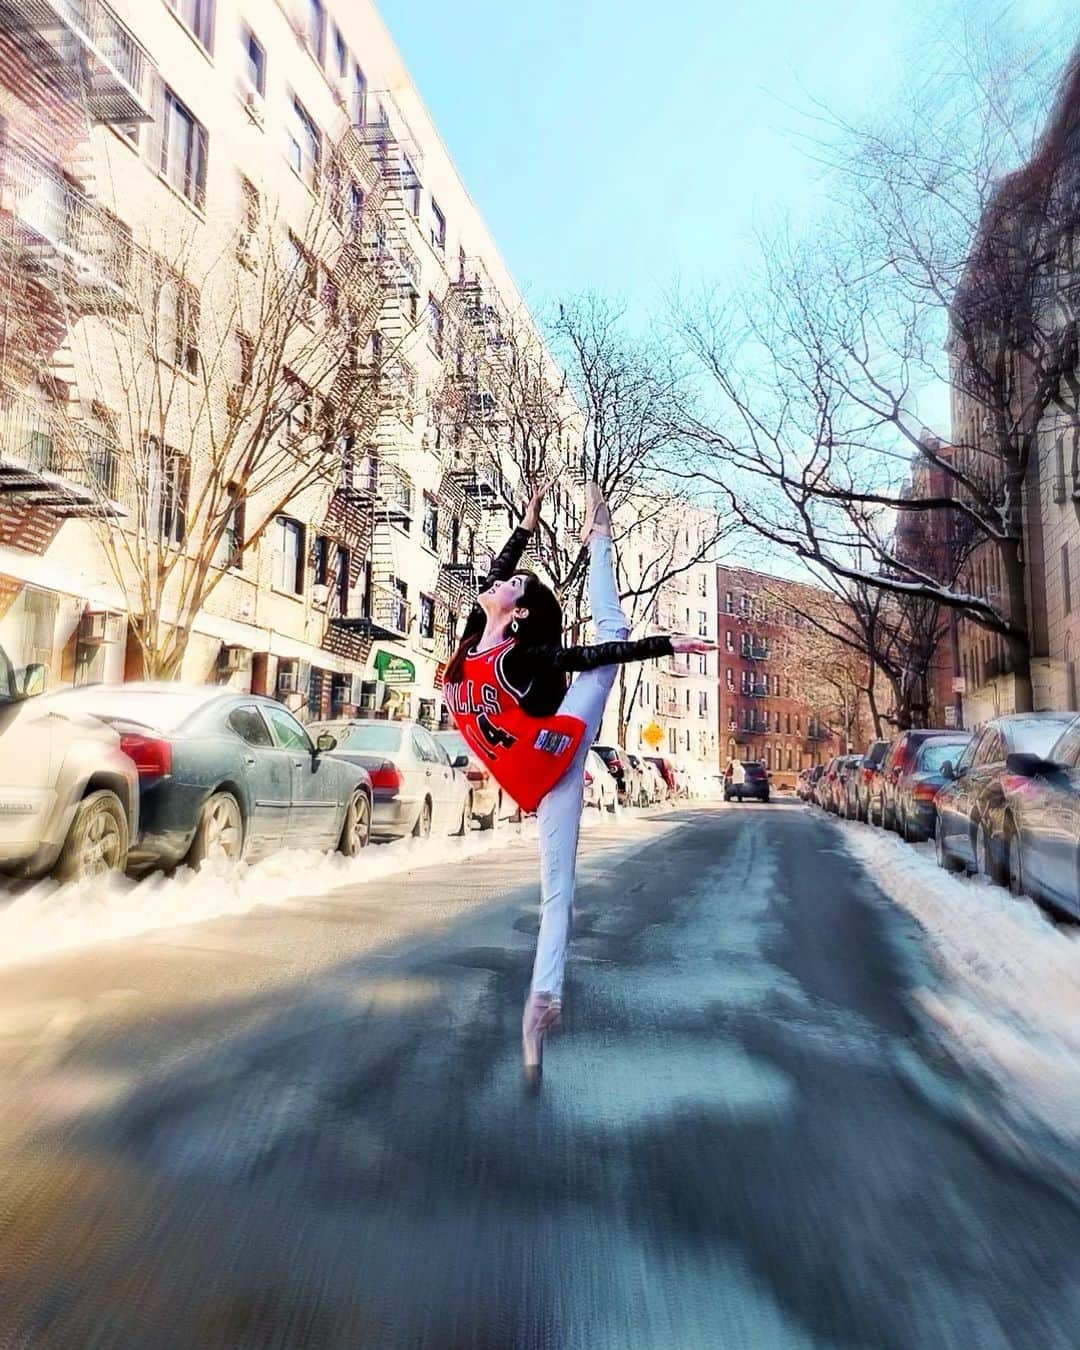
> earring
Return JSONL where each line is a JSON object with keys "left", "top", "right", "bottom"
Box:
{"left": 510, "top": 619, "right": 520, "bottom": 634}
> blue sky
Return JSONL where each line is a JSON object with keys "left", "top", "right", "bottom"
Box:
{"left": 379, "top": 0, "right": 1071, "bottom": 320}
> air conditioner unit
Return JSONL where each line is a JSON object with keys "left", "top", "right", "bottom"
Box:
{"left": 241, "top": 87, "right": 265, "bottom": 125}
{"left": 359, "top": 680, "right": 380, "bottom": 711}
{"left": 312, "top": 582, "right": 330, "bottom": 606}
{"left": 218, "top": 645, "right": 250, "bottom": 675}
{"left": 420, "top": 637, "right": 435, "bottom": 652}
{"left": 277, "top": 664, "right": 298, "bottom": 694}
{"left": 79, "top": 610, "right": 122, "bottom": 645}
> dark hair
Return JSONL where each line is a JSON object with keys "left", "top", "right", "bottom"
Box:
{"left": 444, "top": 571, "right": 563, "bottom": 685}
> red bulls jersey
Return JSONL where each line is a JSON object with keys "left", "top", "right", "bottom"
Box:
{"left": 445, "top": 638, "right": 585, "bottom": 813}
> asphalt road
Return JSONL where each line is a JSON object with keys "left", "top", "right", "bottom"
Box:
{"left": 0, "top": 803, "right": 1077, "bottom": 1348}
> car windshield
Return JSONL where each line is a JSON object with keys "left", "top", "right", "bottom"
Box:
{"left": 0, "top": 645, "right": 21, "bottom": 705}
{"left": 435, "top": 731, "right": 468, "bottom": 758}
{"left": 330, "top": 722, "right": 402, "bottom": 752}
{"left": 1001, "top": 717, "right": 1074, "bottom": 758}
{"left": 918, "top": 740, "right": 969, "bottom": 772}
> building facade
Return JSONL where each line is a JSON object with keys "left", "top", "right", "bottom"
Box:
{"left": 0, "top": 0, "right": 575, "bottom": 726}
{"left": 716, "top": 565, "right": 872, "bottom": 787}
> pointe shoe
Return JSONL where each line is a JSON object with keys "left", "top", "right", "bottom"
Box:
{"left": 522, "top": 990, "right": 562, "bottom": 1091}
{"left": 580, "top": 482, "right": 612, "bottom": 545}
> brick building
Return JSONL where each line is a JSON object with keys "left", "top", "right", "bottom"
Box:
{"left": 716, "top": 565, "right": 873, "bottom": 787}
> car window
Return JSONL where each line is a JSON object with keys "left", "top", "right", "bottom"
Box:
{"left": 1007, "top": 717, "right": 1076, "bottom": 760}
{"left": 413, "top": 726, "right": 443, "bottom": 764}
{"left": 228, "top": 705, "right": 273, "bottom": 747}
{"left": 1048, "top": 718, "right": 1080, "bottom": 767}
{"left": 262, "top": 704, "right": 313, "bottom": 752}
{"left": 918, "top": 740, "right": 969, "bottom": 772}
{"left": 974, "top": 729, "right": 1004, "bottom": 766}
{"left": 337, "top": 723, "right": 401, "bottom": 753}
{"left": 956, "top": 734, "right": 981, "bottom": 771}
{"left": 435, "top": 731, "right": 469, "bottom": 760}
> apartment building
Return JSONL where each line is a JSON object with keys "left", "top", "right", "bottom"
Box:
{"left": 716, "top": 566, "right": 872, "bottom": 786}
{"left": 598, "top": 505, "right": 719, "bottom": 783}
{"left": 0, "top": 0, "right": 573, "bottom": 725}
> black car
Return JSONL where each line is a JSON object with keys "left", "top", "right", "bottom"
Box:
{"left": 724, "top": 759, "right": 769, "bottom": 802}
{"left": 44, "top": 684, "right": 373, "bottom": 872}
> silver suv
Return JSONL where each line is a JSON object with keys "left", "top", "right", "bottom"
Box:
{"left": 0, "top": 647, "right": 138, "bottom": 882}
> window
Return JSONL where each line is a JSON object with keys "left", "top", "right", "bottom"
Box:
{"left": 157, "top": 87, "right": 208, "bottom": 209}
{"left": 352, "top": 67, "right": 367, "bottom": 125}
{"left": 169, "top": 0, "right": 214, "bottom": 50}
{"left": 332, "top": 23, "right": 348, "bottom": 77}
{"left": 336, "top": 545, "right": 350, "bottom": 614}
{"left": 241, "top": 26, "right": 265, "bottom": 94}
{"left": 698, "top": 572, "right": 708, "bottom": 596}
{"left": 287, "top": 96, "right": 320, "bottom": 188}
{"left": 430, "top": 199, "right": 446, "bottom": 252}
{"left": 304, "top": 0, "right": 326, "bottom": 63}
{"left": 697, "top": 610, "right": 708, "bottom": 637}
{"left": 217, "top": 486, "right": 245, "bottom": 568}
{"left": 285, "top": 233, "right": 318, "bottom": 318}
{"left": 725, "top": 591, "right": 734, "bottom": 614}
{"left": 1064, "top": 544, "right": 1073, "bottom": 616}
{"left": 151, "top": 442, "right": 189, "bottom": 546}
{"left": 698, "top": 653, "right": 708, "bottom": 675}
{"left": 239, "top": 176, "right": 260, "bottom": 260}
{"left": 274, "top": 516, "right": 304, "bottom": 594}
{"left": 313, "top": 534, "right": 329, "bottom": 587}
{"left": 786, "top": 713, "right": 792, "bottom": 734}
{"left": 449, "top": 516, "right": 460, "bottom": 563}
{"left": 725, "top": 631, "right": 734, "bottom": 652}
{"left": 263, "top": 703, "right": 313, "bottom": 752}
{"left": 1069, "top": 661, "right": 1078, "bottom": 713}
{"left": 159, "top": 276, "right": 199, "bottom": 374}
{"left": 403, "top": 153, "right": 421, "bottom": 216}
{"left": 229, "top": 706, "right": 272, "bottom": 747}
{"left": 698, "top": 690, "right": 708, "bottom": 716}
{"left": 427, "top": 294, "right": 444, "bottom": 355}
{"left": 420, "top": 594, "right": 435, "bottom": 640}
{"left": 773, "top": 674, "right": 780, "bottom": 696}
{"left": 726, "top": 668, "right": 734, "bottom": 690}
{"left": 422, "top": 495, "right": 438, "bottom": 550}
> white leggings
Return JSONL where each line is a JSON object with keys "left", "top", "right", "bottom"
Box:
{"left": 531, "top": 535, "right": 629, "bottom": 998}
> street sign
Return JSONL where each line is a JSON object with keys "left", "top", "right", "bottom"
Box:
{"left": 642, "top": 721, "right": 664, "bottom": 748}
{"left": 374, "top": 650, "right": 416, "bottom": 686}
{"left": 944, "top": 706, "right": 957, "bottom": 727}
{"left": 952, "top": 676, "right": 966, "bottom": 693}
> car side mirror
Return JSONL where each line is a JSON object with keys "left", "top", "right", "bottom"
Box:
{"left": 1005, "top": 751, "right": 1054, "bottom": 780}
{"left": 452, "top": 753, "right": 469, "bottom": 770}
{"left": 17, "top": 663, "right": 45, "bottom": 697}
{"left": 940, "top": 761, "right": 955, "bottom": 781}
{"left": 315, "top": 731, "right": 337, "bottom": 754}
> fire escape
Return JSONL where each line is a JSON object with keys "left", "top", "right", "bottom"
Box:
{"left": 0, "top": 0, "right": 153, "bottom": 521}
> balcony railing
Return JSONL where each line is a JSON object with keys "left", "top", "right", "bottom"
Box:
{"left": 741, "top": 639, "right": 769, "bottom": 660}
{"left": 661, "top": 699, "right": 686, "bottom": 719}
{"left": 0, "top": 391, "right": 120, "bottom": 514}
{"left": 742, "top": 682, "right": 769, "bottom": 698}
{"left": 0, "top": 141, "right": 136, "bottom": 311}
{"left": 329, "top": 581, "right": 409, "bottom": 639}
{"left": 0, "top": 0, "right": 153, "bottom": 124}
{"left": 376, "top": 461, "right": 413, "bottom": 522}
{"left": 741, "top": 717, "right": 769, "bottom": 736}
{"left": 806, "top": 726, "right": 832, "bottom": 742}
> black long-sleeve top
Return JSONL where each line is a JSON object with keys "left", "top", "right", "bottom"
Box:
{"left": 473, "top": 526, "right": 674, "bottom": 717}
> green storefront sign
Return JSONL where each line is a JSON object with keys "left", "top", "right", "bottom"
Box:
{"left": 373, "top": 649, "right": 416, "bottom": 686}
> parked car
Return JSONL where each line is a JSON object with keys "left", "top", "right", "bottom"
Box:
{"left": 934, "top": 713, "right": 1076, "bottom": 881}
{"left": 796, "top": 765, "right": 823, "bottom": 801}
{"left": 998, "top": 716, "right": 1080, "bottom": 918}
{"left": 0, "top": 649, "right": 138, "bottom": 882}
{"left": 311, "top": 718, "right": 470, "bottom": 840}
{"left": 724, "top": 759, "right": 770, "bottom": 803}
{"left": 583, "top": 749, "right": 618, "bottom": 811}
{"left": 834, "top": 755, "right": 864, "bottom": 818}
{"left": 817, "top": 755, "right": 856, "bottom": 813}
{"left": 643, "top": 755, "right": 678, "bottom": 798}
{"left": 850, "top": 740, "right": 892, "bottom": 822}
{"left": 47, "top": 685, "right": 372, "bottom": 871}
{"left": 889, "top": 733, "right": 972, "bottom": 842}
{"left": 640, "top": 759, "right": 668, "bottom": 803}
{"left": 434, "top": 729, "right": 508, "bottom": 831}
{"left": 593, "top": 744, "right": 645, "bottom": 808}
{"left": 624, "top": 753, "right": 653, "bottom": 807}
{"left": 875, "top": 730, "right": 966, "bottom": 831}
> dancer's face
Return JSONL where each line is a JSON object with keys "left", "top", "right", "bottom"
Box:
{"left": 477, "top": 572, "right": 529, "bottom": 625}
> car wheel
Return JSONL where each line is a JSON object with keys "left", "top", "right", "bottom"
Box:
{"left": 187, "top": 791, "right": 244, "bottom": 868}
{"left": 413, "top": 798, "right": 433, "bottom": 839}
{"left": 976, "top": 820, "right": 1003, "bottom": 884}
{"left": 455, "top": 794, "right": 472, "bottom": 836}
{"left": 1005, "top": 821, "right": 1025, "bottom": 898}
{"left": 54, "top": 789, "right": 129, "bottom": 884}
{"left": 899, "top": 805, "right": 911, "bottom": 842}
{"left": 935, "top": 817, "right": 962, "bottom": 873}
{"left": 337, "top": 790, "right": 371, "bottom": 857}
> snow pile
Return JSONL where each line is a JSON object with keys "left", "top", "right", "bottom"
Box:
{"left": 0, "top": 802, "right": 663, "bottom": 972}
{"left": 840, "top": 822, "right": 1080, "bottom": 1154}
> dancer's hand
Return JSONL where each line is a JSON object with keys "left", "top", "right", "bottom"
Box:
{"left": 522, "top": 478, "right": 552, "bottom": 532}
{"left": 670, "top": 635, "right": 716, "bottom": 654}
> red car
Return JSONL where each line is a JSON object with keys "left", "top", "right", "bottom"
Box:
{"left": 643, "top": 754, "right": 678, "bottom": 798}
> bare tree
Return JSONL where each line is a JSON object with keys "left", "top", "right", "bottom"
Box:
{"left": 52, "top": 132, "right": 425, "bottom": 679}
{"left": 678, "top": 35, "right": 1080, "bottom": 712}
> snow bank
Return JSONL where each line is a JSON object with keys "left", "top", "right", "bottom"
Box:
{"left": 839, "top": 820, "right": 1080, "bottom": 1155}
{"left": 0, "top": 802, "right": 664, "bottom": 973}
